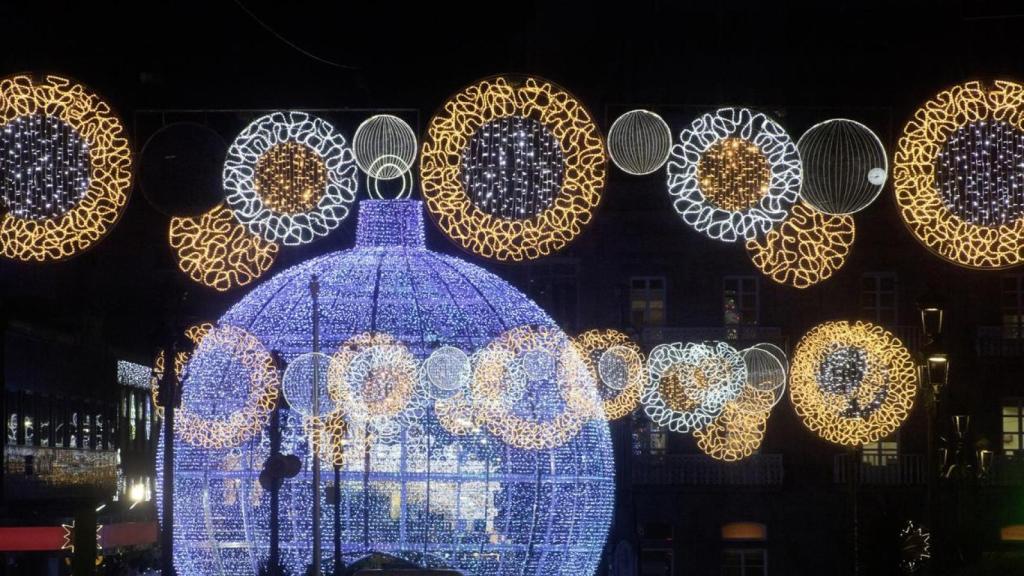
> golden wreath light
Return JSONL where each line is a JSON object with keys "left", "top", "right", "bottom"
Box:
{"left": 435, "top": 390, "right": 480, "bottom": 436}
{"left": 573, "top": 329, "right": 646, "bottom": 420}
{"left": 0, "top": 74, "right": 132, "bottom": 262}
{"left": 695, "top": 387, "right": 774, "bottom": 462}
{"left": 642, "top": 341, "right": 745, "bottom": 433}
{"left": 420, "top": 75, "right": 606, "bottom": 261}
{"left": 149, "top": 323, "right": 213, "bottom": 418}
{"left": 328, "top": 332, "right": 417, "bottom": 420}
{"left": 894, "top": 80, "right": 1024, "bottom": 269}
{"left": 304, "top": 410, "right": 354, "bottom": 466}
{"left": 169, "top": 204, "right": 278, "bottom": 292}
{"left": 746, "top": 202, "right": 855, "bottom": 289}
{"left": 176, "top": 325, "right": 280, "bottom": 449}
{"left": 789, "top": 320, "right": 917, "bottom": 446}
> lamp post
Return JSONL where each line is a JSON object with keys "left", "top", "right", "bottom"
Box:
{"left": 917, "top": 292, "right": 946, "bottom": 576}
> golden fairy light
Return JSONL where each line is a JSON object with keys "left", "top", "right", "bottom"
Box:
{"left": 698, "top": 137, "right": 771, "bottom": 211}
{"left": 746, "top": 202, "right": 855, "bottom": 289}
{"left": 328, "top": 332, "right": 417, "bottom": 419}
{"left": 253, "top": 141, "right": 328, "bottom": 214}
{"left": 149, "top": 322, "right": 213, "bottom": 418}
{"left": 572, "top": 329, "right": 646, "bottom": 420}
{"left": 695, "top": 387, "right": 774, "bottom": 462}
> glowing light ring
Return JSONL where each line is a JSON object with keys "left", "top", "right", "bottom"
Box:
{"left": 224, "top": 111, "right": 358, "bottom": 246}
{"left": 420, "top": 76, "right": 606, "bottom": 261}
{"left": 150, "top": 323, "right": 213, "bottom": 418}
{"left": 353, "top": 114, "right": 417, "bottom": 179}
{"left": 642, "top": 342, "right": 745, "bottom": 433}
{"left": 666, "top": 107, "right": 801, "bottom": 242}
{"left": 0, "top": 74, "right": 132, "bottom": 262}
{"left": 694, "top": 387, "right": 773, "bottom": 462}
{"left": 607, "top": 109, "right": 672, "bottom": 175}
{"left": 746, "top": 202, "right": 855, "bottom": 288}
{"left": 797, "top": 118, "right": 888, "bottom": 215}
{"left": 753, "top": 342, "right": 789, "bottom": 373}
{"left": 169, "top": 204, "right": 279, "bottom": 292}
{"left": 894, "top": 80, "right": 1024, "bottom": 269}
{"left": 176, "top": 325, "right": 280, "bottom": 449}
{"left": 367, "top": 166, "right": 413, "bottom": 200}
{"left": 328, "top": 332, "right": 417, "bottom": 419}
{"left": 573, "top": 328, "right": 646, "bottom": 420}
{"left": 790, "top": 320, "right": 916, "bottom": 446}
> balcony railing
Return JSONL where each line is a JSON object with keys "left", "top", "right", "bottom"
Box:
{"left": 632, "top": 454, "right": 784, "bottom": 486}
{"left": 833, "top": 453, "right": 926, "bottom": 485}
{"left": 976, "top": 326, "right": 1024, "bottom": 357}
{"left": 639, "top": 326, "right": 784, "bottom": 349}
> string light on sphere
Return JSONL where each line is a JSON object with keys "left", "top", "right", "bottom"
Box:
{"left": 281, "top": 351, "right": 338, "bottom": 420}
{"left": 224, "top": 111, "right": 358, "bottom": 246}
{"left": 421, "top": 75, "right": 606, "bottom": 261}
{"left": 421, "top": 345, "right": 472, "bottom": 399}
{"left": 606, "top": 109, "right": 672, "bottom": 175}
{"left": 328, "top": 332, "right": 418, "bottom": 421}
{"left": 894, "top": 80, "right": 1024, "bottom": 269}
{"left": 751, "top": 342, "right": 789, "bottom": 374}
{"left": 353, "top": 114, "right": 417, "bottom": 180}
{"left": 0, "top": 74, "right": 132, "bottom": 262}
{"left": 746, "top": 202, "right": 855, "bottom": 289}
{"left": 798, "top": 118, "right": 888, "bottom": 215}
{"left": 573, "top": 328, "right": 646, "bottom": 421}
{"left": 642, "top": 341, "right": 745, "bottom": 433}
{"left": 740, "top": 346, "right": 787, "bottom": 412}
{"left": 666, "top": 107, "right": 801, "bottom": 242}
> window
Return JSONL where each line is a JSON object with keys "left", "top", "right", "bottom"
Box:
{"left": 862, "top": 273, "right": 898, "bottom": 325}
{"left": 1003, "top": 276, "right": 1024, "bottom": 339}
{"left": 632, "top": 415, "right": 667, "bottom": 457}
{"left": 724, "top": 276, "right": 759, "bottom": 336}
{"left": 1002, "top": 400, "right": 1024, "bottom": 456}
{"left": 631, "top": 277, "right": 666, "bottom": 327}
{"left": 723, "top": 549, "right": 767, "bottom": 576}
{"left": 862, "top": 434, "right": 899, "bottom": 466}
{"left": 526, "top": 260, "right": 579, "bottom": 331}
{"left": 639, "top": 549, "right": 673, "bottom": 576}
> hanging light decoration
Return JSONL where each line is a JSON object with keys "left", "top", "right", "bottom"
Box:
{"left": 797, "top": 118, "right": 888, "bottom": 215}
{"left": 740, "top": 346, "right": 787, "bottom": 411}
{"left": 149, "top": 322, "right": 213, "bottom": 418}
{"left": 281, "top": 351, "right": 337, "bottom": 420}
{"left": 641, "top": 341, "right": 746, "bottom": 433}
{"left": 694, "top": 387, "right": 774, "bottom": 462}
{"left": 894, "top": 80, "right": 1024, "bottom": 269}
{"left": 328, "top": 332, "right": 418, "bottom": 420}
{"left": 606, "top": 109, "right": 673, "bottom": 175}
{"left": 746, "top": 202, "right": 855, "bottom": 288}
{"left": 573, "top": 328, "right": 646, "bottom": 420}
{"left": 353, "top": 114, "right": 417, "bottom": 180}
{"left": 666, "top": 107, "right": 801, "bottom": 242}
{"left": 421, "top": 345, "right": 472, "bottom": 399}
{"left": 0, "top": 74, "right": 132, "bottom": 262}
{"left": 420, "top": 75, "right": 606, "bottom": 261}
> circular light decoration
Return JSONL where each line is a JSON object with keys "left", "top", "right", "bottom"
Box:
{"left": 159, "top": 199, "right": 613, "bottom": 576}
{"left": 353, "top": 114, "right": 417, "bottom": 180}
{"left": 149, "top": 322, "right": 213, "bottom": 418}
{"left": 740, "top": 346, "right": 787, "bottom": 412}
{"left": 177, "top": 324, "right": 280, "bottom": 449}
{"left": 642, "top": 342, "right": 745, "bottom": 433}
{"left": 573, "top": 329, "right": 646, "bottom": 420}
{"left": 666, "top": 107, "right": 801, "bottom": 242}
{"left": 421, "top": 345, "right": 472, "bottom": 398}
{"left": 894, "top": 80, "right": 1024, "bottom": 269}
{"left": 420, "top": 75, "right": 606, "bottom": 261}
{"left": 752, "top": 342, "right": 789, "bottom": 373}
{"left": 168, "top": 204, "right": 279, "bottom": 292}
{"left": 281, "top": 351, "right": 337, "bottom": 419}
{"left": 328, "top": 332, "right": 418, "bottom": 420}
{"left": 789, "top": 320, "right": 917, "bottom": 446}
{"left": 139, "top": 122, "right": 226, "bottom": 217}
{"left": 746, "top": 202, "right": 855, "bottom": 288}
{"left": 798, "top": 118, "right": 888, "bottom": 215}
{"left": 607, "top": 109, "right": 672, "bottom": 175}
{"left": 0, "top": 74, "right": 132, "bottom": 262}
{"left": 694, "top": 387, "right": 774, "bottom": 462}
{"left": 224, "top": 111, "right": 358, "bottom": 246}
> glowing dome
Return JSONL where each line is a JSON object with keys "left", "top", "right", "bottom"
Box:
{"left": 159, "top": 200, "right": 614, "bottom": 576}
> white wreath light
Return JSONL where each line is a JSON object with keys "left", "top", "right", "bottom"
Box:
{"left": 642, "top": 341, "right": 745, "bottom": 433}
{"left": 666, "top": 107, "right": 801, "bottom": 242}
{"left": 797, "top": 118, "right": 888, "bottom": 215}
{"left": 607, "top": 109, "right": 672, "bottom": 176}
{"left": 223, "top": 111, "right": 358, "bottom": 246}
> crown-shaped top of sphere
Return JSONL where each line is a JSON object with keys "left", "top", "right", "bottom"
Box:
{"left": 355, "top": 199, "right": 426, "bottom": 249}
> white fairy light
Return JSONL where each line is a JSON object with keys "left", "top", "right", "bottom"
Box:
{"left": 797, "top": 118, "right": 888, "bottom": 215}
{"left": 281, "top": 352, "right": 337, "bottom": 419}
{"left": 0, "top": 114, "right": 91, "bottom": 219}
{"left": 607, "top": 109, "right": 672, "bottom": 176}
{"left": 352, "top": 114, "right": 417, "bottom": 180}
{"left": 421, "top": 345, "right": 471, "bottom": 398}
{"left": 642, "top": 341, "right": 746, "bottom": 433}
{"left": 740, "top": 347, "right": 787, "bottom": 411}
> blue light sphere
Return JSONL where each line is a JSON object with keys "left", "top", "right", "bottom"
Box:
{"left": 159, "top": 200, "right": 614, "bottom": 576}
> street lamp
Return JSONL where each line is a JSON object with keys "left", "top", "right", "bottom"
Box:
{"left": 917, "top": 291, "right": 946, "bottom": 343}
{"left": 924, "top": 351, "right": 949, "bottom": 397}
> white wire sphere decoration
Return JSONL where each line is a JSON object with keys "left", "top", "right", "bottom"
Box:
{"left": 607, "top": 109, "right": 673, "bottom": 176}
{"left": 597, "top": 345, "right": 641, "bottom": 391}
{"left": 797, "top": 118, "right": 888, "bottom": 215}
{"left": 422, "top": 345, "right": 472, "bottom": 398}
{"left": 740, "top": 346, "right": 788, "bottom": 411}
{"left": 520, "top": 348, "right": 556, "bottom": 380}
{"left": 281, "top": 351, "right": 337, "bottom": 419}
{"left": 353, "top": 114, "right": 418, "bottom": 180}
{"left": 752, "top": 342, "right": 789, "bottom": 373}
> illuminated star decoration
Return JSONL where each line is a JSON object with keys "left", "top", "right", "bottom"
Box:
{"left": 642, "top": 341, "right": 746, "bottom": 433}
{"left": 224, "top": 111, "right": 359, "bottom": 246}
{"left": 746, "top": 202, "right": 855, "bottom": 289}
{"left": 797, "top": 118, "right": 888, "bottom": 215}
{"left": 899, "top": 520, "right": 931, "bottom": 573}
{"left": 0, "top": 74, "right": 132, "bottom": 262}
{"left": 666, "top": 107, "right": 801, "bottom": 242}
{"left": 789, "top": 320, "right": 917, "bottom": 446}
{"left": 894, "top": 80, "right": 1024, "bottom": 269}
{"left": 420, "top": 75, "right": 606, "bottom": 261}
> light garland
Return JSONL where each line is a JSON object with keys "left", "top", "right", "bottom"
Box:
{"left": 0, "top": 74, "right": 132, "bottom": 262}
{"left": 894, "top": 80, "right": 1024, "bottom": 269}
{"left": 149, "top": 323, "right": 212, "bottom": 417}
{"left": 606, "top": 109, "right": 673, "bottom": 176}
{"left": 798, "top": 118, "right": 888, "bottom": 215}
{"left": 745, "top": 202, "right": 855, "bottom": 288}
{"left": 420, "top": 75, "right": 606, "bottom": 261}
{"left": 573, "top": 329, "right": 646, "bottom": 420}
{"left": 168, "top": 204, "right": 279, "bottom": 292}
{"left": 694, "top": 387, "right": 773, "bottom": 462}
{"left": 789, "top": 320, "right": 916, "bottom": 446}
{"left": 224, "top": 111, "right": 359, "bottom": 246}
{"left": 666, "top": 107, "right": 801, "bottom": 242}
{"left": 642, "top": 342, "right": 745, "bottom": 433}
{"left": 899, "top": 520, "right": 931, "bottom": 573}
{"left": 352, "top": 114, "right": 417, "bottom": 180}
{"left": 740, "top": 346, "right": 787, "bottom": 411}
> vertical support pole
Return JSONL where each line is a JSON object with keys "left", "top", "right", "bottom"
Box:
{"left": 72, "top": 503, "right": 97, "bottom": 576}
{"left": 268, "top": 358, "right": 282, "bottom": 576}
{"left": 333, "top": 464, "right": 342, "bottom": 575}
{"left": 847, "top": 446, "right": 860, "bottom": 576}
{"left": 310, "top": 275, "right": 322, "bottom": 576}
{"left": 159, "top": 341, "right": 179, "bottom": 576}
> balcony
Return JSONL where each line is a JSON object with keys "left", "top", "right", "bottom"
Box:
{"left": 976, "top": 326, "right": 1024, "bottom": 357}
{"left": 833, "top": 453, "right": 926, "bottom": 485}
{"left": 639, "top": 326, "right": 784, "bottom": 349}
{"left": 632, "top": 454, "right": 784, "bottom": 486}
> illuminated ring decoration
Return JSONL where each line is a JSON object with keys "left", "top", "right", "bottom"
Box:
{"left": 739, "top": 347, "right": 787, "bottom": 414}
{"left": 281, "top": 351, "right": 337, "bottom": 419}
{"left": 789, "top": 320, "right": 917, "bottom": 446}
{"left": 304, "top": 410, "right": 353, "bottom": 466}
{"left": 745, "top": 202, "right": 855, "bottom": 288}
{"left": 694, "top": 387, "right": 774, "bottom": 462}
{"left": 0, "top": 74, "right": 132, "bottom": 262}
{"left": 420, "top": 75, "right": 606, "bottom": 261}
{"left": 224, "top": 111, "right": 358, "bottom": 246}
{"left": 642, "top": 342, "right": 745, "bottom": 433}
{"left": 328, "top": 332, "right": 417, "bottom": 420}
{"left": 168, "top": 204, "right": 279, "bottom": 292}
{"left": 798, "top": 118, "right": 888, "bottom": 215}
{"left": 150, "top": 323, "right": 213, "bottom": 418}
{"left": 177, "top": 325, "right": 280, "bottom": 449}
{"left": 421, "top": 345, "right": 472, "bottom": 399}
{"left": 753, "top": 342, "right": 789, "bottom": 374}
{"left": 472, "top": 325, "right": 596, "bottom": 450}
{"left": 353, "top": 114, "right": 417, "bottom": 180}
{"left": 894, "top": 80, "right": 1024, "bottom": 269}
{"left": 607, "top": 109, "right": 672, "bottom": 175}
{"left": 666, "top": 107, "right": 801, "bottom": 242}
{"left": 366, "top": 163, "right": 412, "bottom": 200}
{"left": 573, "top": 329, "right": 646, "bottom": 421}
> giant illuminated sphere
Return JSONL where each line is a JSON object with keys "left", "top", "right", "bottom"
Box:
{"left": 158, "top": 200, "right": 614, "bottom": 576}
{"left": 797, "top": 118, "right": 888, "bottom": 215}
